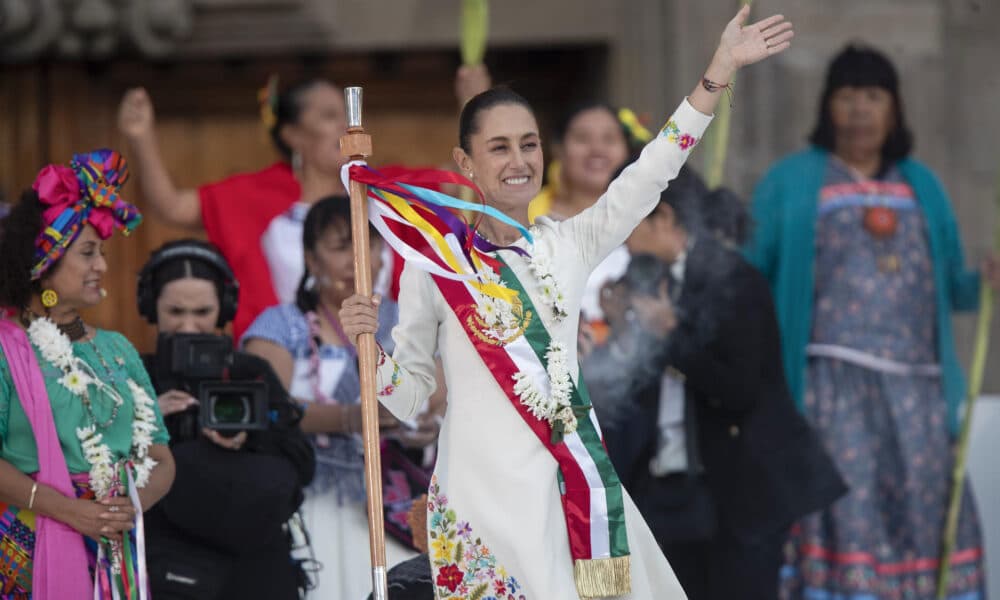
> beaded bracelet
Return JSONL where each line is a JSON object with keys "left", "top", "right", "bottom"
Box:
{"left": 702, "top": 76, "right": 735, "bottom": 108}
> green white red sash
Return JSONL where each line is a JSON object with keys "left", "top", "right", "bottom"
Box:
{"left": 430, "top": 257, "right": 631, "bottom": 598}
{"left": 340, "top": 163, "right": 633, "bottom": 594}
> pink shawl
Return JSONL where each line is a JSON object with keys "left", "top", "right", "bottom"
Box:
{"left": 0, "top": 319, "right": 91, "bottom": 598}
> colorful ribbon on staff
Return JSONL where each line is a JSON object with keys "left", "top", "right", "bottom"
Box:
{"left": 343, "top": 164, "right": 531, "bottom": 302}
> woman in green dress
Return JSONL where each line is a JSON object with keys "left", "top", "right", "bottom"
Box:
{"left": 0, "top": 149, "right": 175, "bottom": 598}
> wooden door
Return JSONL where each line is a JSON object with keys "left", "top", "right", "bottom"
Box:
{"left": 0, "top": 47, "right": 604, "bottom": 351}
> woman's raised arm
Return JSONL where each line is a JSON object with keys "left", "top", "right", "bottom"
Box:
{"left": 118, "top": 88, "right": 203, "bottom": 231}
{"left": 566, "top": 5, "right": 793, "bottom": 270}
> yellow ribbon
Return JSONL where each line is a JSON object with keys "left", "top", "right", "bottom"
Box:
{"left": 378, "top": 191, "right": 515, "bottom": 302}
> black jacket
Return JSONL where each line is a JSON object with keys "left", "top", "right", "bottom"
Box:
{"left": 604, "top": 239, "right": 846, "bottom": 542}
{"left": 142, "top": 349, "right": 313, "bottom": 599}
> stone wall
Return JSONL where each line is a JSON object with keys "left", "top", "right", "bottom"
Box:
{"left": 3, "top": 0, "right": 996, "bottom": 389}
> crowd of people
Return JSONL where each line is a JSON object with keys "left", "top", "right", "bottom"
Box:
{"left": 0, "top": 6, "right": 998, "bottom": 600}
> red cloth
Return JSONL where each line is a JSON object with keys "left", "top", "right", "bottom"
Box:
{"left": 199, "top": 162, "right": 425, "bottom": 341}
{"left": 374, "top": 164, "right": 444, "bottom": 301}
{"left": 199, "top": 162, "right": 299, "bottom": 341}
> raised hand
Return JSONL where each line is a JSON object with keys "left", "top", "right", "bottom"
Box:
{"left": 455, "top": 64, "right": 492, "bottom": 107}
{"left": 118, "top": 88, "right": 157, "bottom": 142}
{"left": 717, "top": 4, "right": 794, "bottom": 71}
{"left": 689, "top": 4, "right": 795, "bottom": 115}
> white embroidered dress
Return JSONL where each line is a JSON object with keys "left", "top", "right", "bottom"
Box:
{"left": 375, "top": 99, "right": 710, "bottom": 599}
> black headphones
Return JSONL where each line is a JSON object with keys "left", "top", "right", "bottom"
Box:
{"left": 137, "top": 240, "right": 239, "bottom": 327}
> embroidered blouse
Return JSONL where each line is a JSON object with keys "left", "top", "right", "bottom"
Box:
{"left": 0, "top": 329, "right": 170, "bottom": 474}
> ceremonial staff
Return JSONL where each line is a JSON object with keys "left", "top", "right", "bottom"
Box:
{"left": 936, "top": 174, "right": 998, "bottom": 599}
{"left": 339, "top": 86, "right": 389, "bottom": 600}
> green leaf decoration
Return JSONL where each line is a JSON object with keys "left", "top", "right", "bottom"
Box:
{"left": 936, "top": 167, "right": 999, "bottom": 598}
{"left": 701, "top": 0, "right": 750, "bottom": 189}
{"left": 469, "top": 583, "right": 490, "bottom": 600}
{"left": 461, "top": 0, "right": 489, "bottom": 66}
{"left": 454, "top": 540, "right": 464, "bottom": 563}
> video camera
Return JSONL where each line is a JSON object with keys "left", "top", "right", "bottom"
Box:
{"left": 153, "top": 333, "right": 271, "bottom": 439}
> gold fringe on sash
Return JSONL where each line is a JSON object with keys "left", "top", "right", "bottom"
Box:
{"left": 574, "top": 555, "right": 632, "bottom": 598}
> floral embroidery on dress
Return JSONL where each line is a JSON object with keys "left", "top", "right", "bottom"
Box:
{"left": 659, "top": 119, "right": 699, "bottom": 150}
{"left": 377, "top": 345, "right": 403, "bottom": 397}
{"left": 428, "top": 476, "right": 526, "bottom": 600}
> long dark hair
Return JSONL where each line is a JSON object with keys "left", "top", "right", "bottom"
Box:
{"left": 659, "top": 165, "right": 708, "bottom": 233}
{"left": 808, "top": 44, "right": 914, "bottom": 164}
{"left": 0, "top": 190, "right": 44, "bottom": 309}
{"left": 148, "top": 241, "right": 228, "bottom": 305}
{"left": 268, "top": 78, "right": 334, "bottom": 160}
{"left": 294, "top": 196, "right": 378, "bottom": 314}
{"left": 702, "top": 187, "right": 751, "bottom": 247}
{"left": 458, "top": 86, "right": 536, "bottom": 153}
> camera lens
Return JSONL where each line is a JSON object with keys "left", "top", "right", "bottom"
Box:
{"left": 211, "top": 393, "right": 251, "bottom": 425}
{"left": 197, "top": 380, "right": 268, "bottom": 432}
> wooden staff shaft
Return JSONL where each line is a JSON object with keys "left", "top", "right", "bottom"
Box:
{"left": 340, "top": 86, "right": 388, "bottom": 600}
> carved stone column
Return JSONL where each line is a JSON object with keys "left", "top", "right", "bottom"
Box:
{"left": 0, "top": 0, "right": 194, "bottom": 61}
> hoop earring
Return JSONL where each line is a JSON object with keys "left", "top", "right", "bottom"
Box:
{"left": 40, "top": 289, "right": 58, "bottom": 308}
{"left": 292, "top": 151, "right": 304, "bottom": 173}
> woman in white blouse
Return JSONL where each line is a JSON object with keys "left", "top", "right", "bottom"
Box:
{"left": 341, "top": 7, "right": 793, "bottom": 598}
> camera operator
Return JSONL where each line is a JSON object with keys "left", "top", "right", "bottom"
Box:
{"left": 137, "top": 239, "right": 314, "bottom": 600}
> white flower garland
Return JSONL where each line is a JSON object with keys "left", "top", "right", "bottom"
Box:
{"left": 477, "top": 241, "right": 577, "bottom": 434}
{"left": 27, "top": 318, "right": 157, "bottom": 498}
{"left": 512, "top": 341, "right": 577, "bottom": 436}
{"left": 525, "top": 250, "right": 568, "bottom": 321}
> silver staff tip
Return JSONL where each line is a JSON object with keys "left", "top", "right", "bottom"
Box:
{"left": 345, "top": 86, "right": 363, "bottom": 128}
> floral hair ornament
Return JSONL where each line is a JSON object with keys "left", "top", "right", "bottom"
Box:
{"left": 31, "top": 149, "right": 141, "bottom": 280}
{"left": 617, "top": 108, "right": 653, "bottom": 147}
{"left": 257, "top": 74, "right": 279, "bottom": 132}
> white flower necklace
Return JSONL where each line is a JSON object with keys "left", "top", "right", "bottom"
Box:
{"left": 512, "top": 341, "right": 578, "bottom": 438}
{"left": 27, "top": 318, "right": 158, "bottom": 498}
{"left": 478, "top": 238, "right": 577, "bottom": 437}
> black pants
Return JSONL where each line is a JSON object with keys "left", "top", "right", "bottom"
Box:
{"left": 367, "top": 554, "right": 434, "bottom": 600}
{"left": 147, "top": 518, "right": 300, "bottom": 600}
{"left": 661, "top": 528, "right": 785, "bottom": 600}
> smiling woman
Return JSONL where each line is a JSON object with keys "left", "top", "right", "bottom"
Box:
{"left": 0, "top": 149, "right": 174, "bottom": 598}
{"left": 452, "top": 87, "right": 543, "bottom": 233}
{"left": 340, "top": 6, "right": 795, "bottom": 598}
{"left": 533, "top": 102, "right": 638, "bottom": 326}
